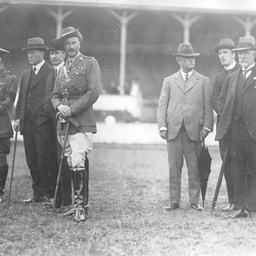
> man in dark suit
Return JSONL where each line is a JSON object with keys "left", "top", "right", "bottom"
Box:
{"left": 14, "top": 37, "right": 53, "bottom": 203}
{"left": 157, "top": 42, "right": 213, "bottom": 211}
{"left": 212, "top": 38, "right": 240, "bottom": 211}
{"left": 216, "top": 36, "right": 256, "bottom": 219}
{"left": 38, "top": 39, "right": 72, "bottom": 209}
{"left": 51, "top": 27, "right": 102, "bottom": 222}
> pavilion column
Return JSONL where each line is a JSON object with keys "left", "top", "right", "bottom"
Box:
{"left": 112, "top": 11, "right": 137, "bottom": 95}
{"left": 46, "top": 6, "right": 74, "bottom": 38}
{"left": 172, "top": 12, "right": 201, "bottom": 43}
{"left": 234, "top": 15, "right": 256, "bottom": 36}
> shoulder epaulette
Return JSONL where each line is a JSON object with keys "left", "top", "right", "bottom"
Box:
{"left": 83, "top": 55, "right": 92, "bottom": 59}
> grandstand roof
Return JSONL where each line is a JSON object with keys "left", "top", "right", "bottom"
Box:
{"left": 1, "top": 0, "right": 256, "bottom": 14}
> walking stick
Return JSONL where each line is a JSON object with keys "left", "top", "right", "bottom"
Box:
{"left": 52, "top": 121, "right": 70, "bottom": 216}
{"left": 211, "top": 143, "right": 230, "bottom": 214}
{"left": 8, "top": 129, "right": 18, "bottom": 205}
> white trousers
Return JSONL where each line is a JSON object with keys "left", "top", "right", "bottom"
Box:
{"left": 57, "top": 132, "right": 93, "bottom": 171}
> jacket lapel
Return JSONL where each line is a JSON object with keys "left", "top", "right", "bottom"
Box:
{"left": 185, "top": 71, "right": 199, "bottom": 92}
{"left": 30, "top": 62, "right": 51, "bottom": 89}
{"left": 174, "top": 71, "right": 186, "bottom": 92}
{"left": 244, "top": 66, "right": 256, "bottom": 91}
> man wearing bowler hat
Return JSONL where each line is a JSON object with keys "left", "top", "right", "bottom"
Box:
{"left": 212, "top": 38, "right": 240, "bottom": 211}
{"left": 0, "top": 48, "right": 18, "bottom": 203}
{"left": 14, "top": 37, "right": 54, "bottom": 203}
{"left": 38, "top": 39, "right": 72, "bottom": 209}
{"left": 216, "top": 36, "right": 256, "bottom": 219}
{"left": 51, "top": 27, "right": 102, "bottom": 222}
{"left": 157, "top": 42, "right": 213, "bottom": 211}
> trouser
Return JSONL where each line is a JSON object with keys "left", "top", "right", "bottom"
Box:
{"left": 23, "top": 117, "right": 46, "bottom": 198}
{"left": 167, "top": 125, "right": 201, "bottom": 204}
{"left": 219, "top": 139, "right": 234, "bottom": 204}
{"left": 230, "top": 118, "right": 256, "bottom": 211}
{"left": 58, "top": 132, "right": 92, "bottom": 209}
{"left": 0, "top": 138, "right": 10, "bottom": 197}
{"left": 41, "top": 118, "right": 59, "bottom": 199}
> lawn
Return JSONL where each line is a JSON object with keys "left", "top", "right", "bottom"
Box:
{"left": 0, "top": 142, "right": 256, "bottom": 256}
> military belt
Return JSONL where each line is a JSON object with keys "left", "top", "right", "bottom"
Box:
{"left": 60, "top": 91, "right": 84, "bottom": 101}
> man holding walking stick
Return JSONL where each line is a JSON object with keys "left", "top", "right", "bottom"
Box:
{"left": 51, "top": 26, "right": 102, "bottom": 222}
{"left": 0, "top": 48, "right": 18, "bottom": 203}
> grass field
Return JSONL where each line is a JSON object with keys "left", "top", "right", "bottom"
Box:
{"left": 1, "top": 142, "right": 256, "bottom": 256}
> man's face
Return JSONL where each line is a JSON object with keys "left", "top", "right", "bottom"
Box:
{"left": 177, "top": 56, "right": 195, "bottom": 73}
{"left": 238, "top": 49, "right": 256, "bottom": 69}
{"left": 27, "top": 50, "right": 44, "bottom": 65}
{"left": 64, "top": 37, "right": 80, "bottom": 58}
{"left": 218, "top": 49, "right": 236, "bottom": 67}
{"left": 50, "top": 50, "right": 66, "bottom": 66}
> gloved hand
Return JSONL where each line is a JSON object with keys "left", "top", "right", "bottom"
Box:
{"left": 200, "top": 128, "right": 209, "bottom": 141}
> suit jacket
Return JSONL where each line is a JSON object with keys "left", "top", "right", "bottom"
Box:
{"left": 216, "top": 65, "right": 256, "bottom": 142}
{"left": 38, "top": 69, "right": 56, "bottom": 125}
{"left": 51, "top": 53, "right": 102, "bottom": 134}
{"left": 157, "top": 70, "right": 213, "bottom": 142}
{"left": 212, "top": 63, "right": 240, "bottom": 115}
{"left": 15, "top": 62, "right": 53, "bottom": 134}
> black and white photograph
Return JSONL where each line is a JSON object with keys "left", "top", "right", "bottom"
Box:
{"left": 0, "top": 0, "right": 256, "bottom": 255}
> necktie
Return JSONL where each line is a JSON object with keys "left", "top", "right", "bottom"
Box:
{"left": 242, "top": 69, "right": 251, "bottom": 81}
{"left": 184, "top": 73, "right": 189, "bottom": 84}
{"left": 33, "top": 66, "right": 37, "bottom": 74}
{"left": 54, "top": 68, "right": 57, "bottom": 80}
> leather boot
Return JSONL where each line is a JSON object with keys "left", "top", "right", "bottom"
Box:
{"left": 0, "top": 165, "right": 8, "bottom": 202}
{"left": 73, "top": 169, "right": 87, "bottom": 222}
{"left": 73, "top": 169, "right": 85, "bottom": 209}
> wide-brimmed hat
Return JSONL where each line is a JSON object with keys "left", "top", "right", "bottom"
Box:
{"left": 47, "top": 38, "right": 64, "bottom": 51}
{"left": 172, "top": 42, "right": 200, "bottom": 57}
{"left": 56, "top": 26, "right": 83, "bottom": 46}
{"left": 22, "top": 37, "right": 48, "bottom": 51}
{"left": 233, "top": 36, "right": 256, "bottom": 51}
{"left": 0, "top": 48, "right": 9, "bottom": 56}
{"left": 213, "top": 38, "right": 235, "bottom": 53}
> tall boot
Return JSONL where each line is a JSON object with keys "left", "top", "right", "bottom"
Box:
{"left": 73, "top": 169, "right": 86, "bottom": 222}
{"left": 0, "top": 165, "right": 8, "bottom": 202}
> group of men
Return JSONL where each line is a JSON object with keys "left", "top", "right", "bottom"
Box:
{"left": 157, "top": 35, "right": 256, "bottom": 219}
{"left": 1, "top": 26, "right": 255, "bottom": 221}
{"left": 0, "top": 26, "right": 102, "bottom": 222}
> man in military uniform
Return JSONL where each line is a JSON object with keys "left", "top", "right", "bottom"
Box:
{"left": 0, "top": 48, "right": 18, "bottom": 203}
{"left": 51, "top": 27, "right": 102, "bottom": 222}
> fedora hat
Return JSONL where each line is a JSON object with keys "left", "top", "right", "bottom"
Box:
{"left": 233, "top": 36, "right": 256, "bottom": 51}
{"left": 47, "top": 38, "right": 64, "bottom": 51}
{"left": 213, "top": 38, "right": 235, "bottom": 53}
{"left": 23, "top": 37, "right": 48, "bottom": 51}
{"left": 172, "top": 42, "right": 200, "bottom": 57}
{"left": 56, "top": 26, "right": 83, "bottom": 46}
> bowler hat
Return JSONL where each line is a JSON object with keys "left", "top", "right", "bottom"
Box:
{"left": 233, "top": 36, "right": 256, "bottom": 51}
{"left": 56, "top": 26, "right": 83, "bottom": 46}
{"left": 172, "top": 42, "right": 200, "bottom": 57}
{"left": 213, "top": 38, "right": 235, "bottom": 53}
{"left": 23, "top": 37, "right": 48, "bottom": 51}
{"left": 47, "top": 39, "right": 64, "bottom": 51}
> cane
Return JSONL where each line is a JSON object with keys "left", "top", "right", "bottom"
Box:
{"left": 52, "top": 121, "right": 70, "bottom": 216}
{"left": 211, "top": 143, "right": 230, "bottom": 214}
{"left": 8, "top": 129, "right": 18, "bottom": 205}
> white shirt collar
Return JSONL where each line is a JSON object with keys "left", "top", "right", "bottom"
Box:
{"left": 242, "top": 63, "right": 255, "bottom": 71}
{"left": 33, "top": 60, "right": 45, "bottom": 75}
{"left": 55, "top": 61, "right": 65, "bottom": 72}
{"left": 180, "top": 69, "right": 193, "bottom": 81}
{"left": 224, "top": 61, "right": 236, "bottom": 71}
